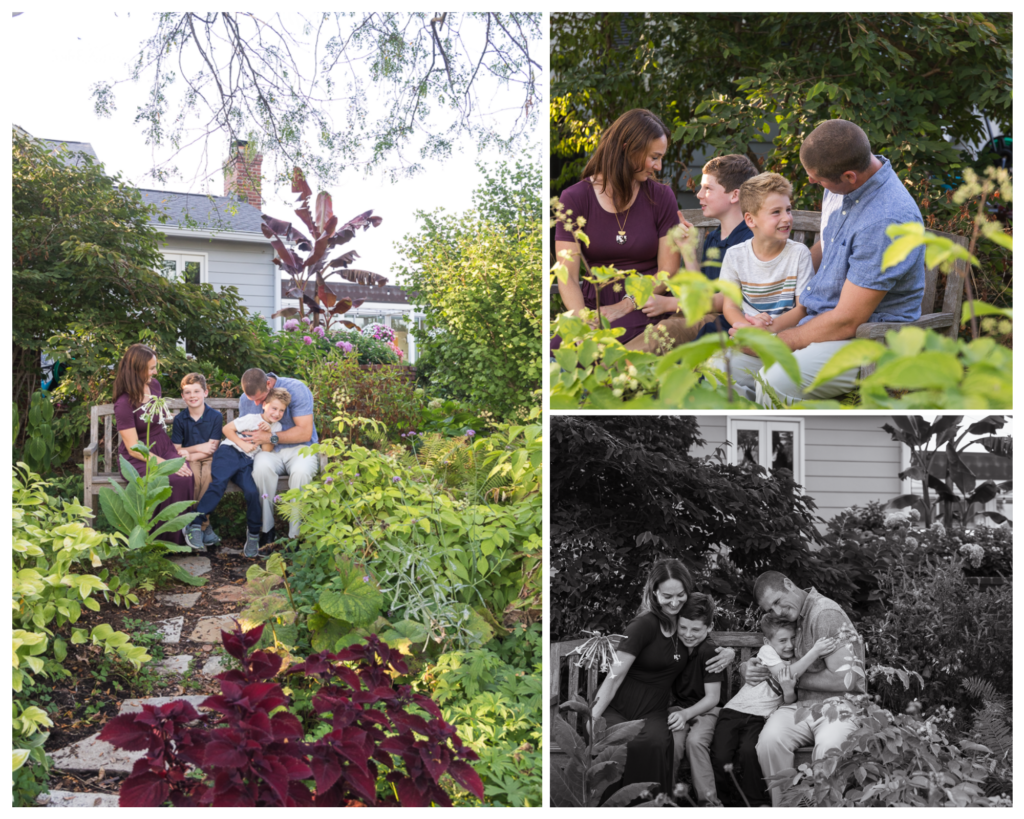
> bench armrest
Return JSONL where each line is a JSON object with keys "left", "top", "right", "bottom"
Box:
{"left": 855, "top": 312, "right": 955, "bottom": 340}
{"left": 83, "top": 442, "right": 99, "bottom": 457}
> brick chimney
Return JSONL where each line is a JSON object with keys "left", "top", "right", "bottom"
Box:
{"left": 224, "top": 140, "right": 262, "bottom": 208}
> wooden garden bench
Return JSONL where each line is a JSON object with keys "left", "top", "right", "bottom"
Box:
{"left": 679, "top": 208, "right": 969, "bottom": 376}
{"left": 550, "top": 632, "right": 813, "bottom": 783}
{"left": 82, "top": 398, "right": 326, "bottom": 510}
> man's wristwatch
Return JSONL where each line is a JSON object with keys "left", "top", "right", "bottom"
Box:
{"left": 270, "top": 433, "right": 279, "bottom": 446}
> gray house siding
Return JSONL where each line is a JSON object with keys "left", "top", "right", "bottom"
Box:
{"left": 692, "top": 415, "right": 903, "bottom": 527}
{"left": 158, "top": 235, "right": 277, "bottom": 326}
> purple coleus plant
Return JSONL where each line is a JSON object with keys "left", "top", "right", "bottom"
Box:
{"left": 98, "top": 623, "right": 483, "bottom": 807}
{"left": 264, "top": 167, "right": 388, "bottom": 332}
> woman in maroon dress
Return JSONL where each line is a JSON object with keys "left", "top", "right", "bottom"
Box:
{"left": 552, "top": 108, "right": 696, "bottom": 353}
{"left": 112, "top": 344, "right": 194, "bottom": 546}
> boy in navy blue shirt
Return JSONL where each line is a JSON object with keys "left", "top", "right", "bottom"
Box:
{"left": 172, "top": 373, "right": 224, "bottom": 548}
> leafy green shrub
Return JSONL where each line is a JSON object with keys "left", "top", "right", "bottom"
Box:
{"left": 13, "top": 465, "right": 141, "bottom": 689}
{"left": 259, "top": 318, "right": 398, "bottom": 376}
{"left": 771, "top": 689, "right": 1010, "bottom": 806}
{"left": 306, "top": 355, "right": 419, "bottom": 443}
{"left": 860, "top": 553, "right": 1011, "bottom": 716}
{"left": 418, "top": 644, "right": 542, "bottom": 806}
{"left": 396, "top": 159, "right": 542, "bottom": 421}
{"left": 12, "top": 698, "right": 53, "bottom": 807}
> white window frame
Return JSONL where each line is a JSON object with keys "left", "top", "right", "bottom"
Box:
{"left": 726, "top": 415, "right": 805, "bottom": 487}
{"left": 158, "top": 251, "right": 209, "bottom": 285}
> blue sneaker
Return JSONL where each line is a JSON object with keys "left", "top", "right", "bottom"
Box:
{"left": 185, "top": 524, "right": 206, "bottom": 552}
{"left": 243, "top": 531, "right": 260, "bottom": 559}
{"left": 202, "top": 526, "right": 222, "bottom": 546}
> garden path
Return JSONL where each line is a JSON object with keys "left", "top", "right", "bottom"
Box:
{"left": 40, "top": 545, "right": 272, "bottom": 806}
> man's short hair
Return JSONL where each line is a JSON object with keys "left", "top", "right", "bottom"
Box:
{"left": 241, "top": 368, "right": 268, "bottom": 397}
{"left": 703, "top": 154, "right": 760, "bottom": 194}
{"left": 739, "top": 173, "right": 793, "bottom": 220}
{"left": 679, "top": 592, "right": 715, "bottom": 627}
{"left": 760, "top": 613, "right": 796, "bottom": 640}
{"left": 180, "top": 372, "right": 208, "bottom": 392}
{"left": 799, "top": 119, "right": 873, "bottom": 182}
{"left": 264, "top": 387, "right": 292, "bottom": 408}
{"left": 753, "top": 571, "right": 791, "bottom": 606}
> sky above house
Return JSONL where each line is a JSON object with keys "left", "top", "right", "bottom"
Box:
{"left": 9, "top": 12, "right": 543, "bottom": 285}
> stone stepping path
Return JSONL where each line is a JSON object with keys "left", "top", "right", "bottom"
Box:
{"left": 45, "top": 549, "right": 262, "bottom": 800}
{"left": 39, "top": 790, "right": 119, "bottom": 807}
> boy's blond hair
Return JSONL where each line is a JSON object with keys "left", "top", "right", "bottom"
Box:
{"left": 739, "top": 172, "right": 793, "bottom": 220}
{"left": 180, "top": 372, "right": 208, "bottom": 391}
{"left": 702, "top": 154, "right": 759, "bottom": 194}
{"left": 264, "top": 387, "right": 292, "bottom": 408}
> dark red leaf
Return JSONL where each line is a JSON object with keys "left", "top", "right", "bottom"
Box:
{"left": 270, "top": 711, "right": 304, "bottom": 740}
{"left": 412, "top": 694, "right": 443, "bottom": 719}
{"left": 271, "top": 307, "right": 301, "bottom": 319}
{"left": 326, "top": 249, "right": 360, "bottom": 270}
{"left": 343, "top": 761, "right": 379, "bottom": 805}
{"left": 446, "top": 760, "right": 484, "bottom": 799}
{"left": 292, "top": 167, "right": 312, "bottom": 203}
{"left": 309, "top": 754, "right": 343, "bottom": 793}
{"left": 394, "top": 778, "right": 431, "bottom": 807}
{"left": 204, "top": 740, "right": 248, "bottom": 768}
{"left": 418, "top": 744, "right": 451, "bottom": 782}
{"left": 329, "top": 298, "right": 353, "bottom": 316}
{"left": 98, "top": 713, "right": 153, "bottom": 752}
{"left": 248, "top": 650, "right": 283, "bottom": 680}
{"left": 119, "top": 771, "right": 170, "bottom": 807}
{"left": 315, "top": 192, "right": 334, "bottom": 235}
{"left": 389, "top": 710, "right": 429, "bottom": 736}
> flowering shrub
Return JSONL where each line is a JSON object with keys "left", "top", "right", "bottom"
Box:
{"left": 362, "top": 322, "right": 395, "bottom": 344}
{"left": 98, "top": 623, "right": 483, "bottom": 807}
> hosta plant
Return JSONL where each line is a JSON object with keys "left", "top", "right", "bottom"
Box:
{"left": 99, "top": 623, "right": 484, "bottom": 807}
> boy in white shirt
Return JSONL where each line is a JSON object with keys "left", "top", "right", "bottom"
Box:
{"left": 185, "top": 388, "right": 288, "bottom": 558}
{"left": 709, "top": 172, "right": 815, "bottom": 402}
{"left": 709, "top": 614, "right": 837, "bottom": 806}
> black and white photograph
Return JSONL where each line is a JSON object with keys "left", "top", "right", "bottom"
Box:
{"left": 550, "top": 414, "right": 1012, "bottom": 807}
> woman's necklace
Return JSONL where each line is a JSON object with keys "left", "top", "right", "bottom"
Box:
{"left": 663, "top": 625, "right": 681, "bottom": 661}
{"left": 614, "top": 204, "right": 631, "bottom": 245}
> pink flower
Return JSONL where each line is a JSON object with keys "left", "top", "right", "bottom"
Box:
{"left": 283, "top": 319, "right": 299, "bottom": 331}
{"left": 313, "top": 325, "right": 325, "bottom": 337}
{"left": 301, "top": 316, "right": 312, "bottom": 325}
{"left": 336, "top": 341, "right": 353, "bottom": 353}
{"left": 302, "top": 336, "right": 313, "bottom": 345}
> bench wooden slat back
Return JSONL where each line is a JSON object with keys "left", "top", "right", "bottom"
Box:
{"left": 679, "top": 208, "right": 966, "bottom": 340}
{"left": 551, "top": 631, "right": 764, "bottom": 740}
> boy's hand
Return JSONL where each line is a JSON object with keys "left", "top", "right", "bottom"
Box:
{"left": 641, "top": 294, "right": 679, "bottom": 317}
{"left": 811, "top": 635, "right": 840, "bottom": 658}
{"left": 728, "top": 318, "right": 754, "bottom": 332}
{"left": 675, "top": 210, "right": 694, "bottom": 243}
{"left": 667, "top": 708, "right": 690, "bottom": 731}
{"left": 778, "top": 664, "right": 796, "bottom": 695}
{"left": 748, "top": 312, "right": 773, "bottom": 328}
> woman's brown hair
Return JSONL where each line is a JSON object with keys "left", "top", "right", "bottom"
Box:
{"left": 113, "top": 344, "right": 158, "bottom": 408}
{"left": 581, "top": 108, "right": 670, "bottom": 211}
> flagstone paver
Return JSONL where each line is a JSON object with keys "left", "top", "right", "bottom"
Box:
{"left": 169, "top": 555, "right": 212, "bottom": 577}
{"left": 189, "top": 614, "right": 239, "bottom": 643}
{"left": 150, "top": 654, "right": 193, "bottom": 676}
{"left": 156, "top": 591, "right": 202, "bottom": 608}
{"left": 209, "top": 585, "right": 248, "bottom": 603}
{"left": 39, "top": 789, "right": 119, "bottom": 807}
{"left": 154, "top": 617, "right": 185, "bottom": 644}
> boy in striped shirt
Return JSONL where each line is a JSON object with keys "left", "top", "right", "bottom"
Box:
{"left": 709, "top": 172, "right": 814, "bottom": 400}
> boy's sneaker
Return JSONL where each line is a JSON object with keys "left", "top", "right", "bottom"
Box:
{"left": 244, "top": 531, "right": 261, "bottom": 559}
{"left": 202, "top": 526, "right": 222, "bottom": 546}
{"left": 185, "top": 524, "right": 206, "bottom": 552}
{"left": 259, "top": 527, "right": 278, "bottom": 547}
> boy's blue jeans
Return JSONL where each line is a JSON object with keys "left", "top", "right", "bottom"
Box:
{"left": 193, "top": 446, "right": 262, "bottom": 535}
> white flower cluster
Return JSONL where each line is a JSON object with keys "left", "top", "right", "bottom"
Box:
{"left": 884, "top": 510, "right": 912, "bottom": 528}
{"left": 958, "top": 542, "right": 985, "bottom": 569}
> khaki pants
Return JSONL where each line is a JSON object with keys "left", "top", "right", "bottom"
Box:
{"left": 191, "top": 456, "right": 215, "bottom": 528}
{"left": 671, "top": 707, "right": 720, "bottom": 803}
{"left": 756, "top": 703, "right": 858, "bottom": 807}
{"left": 251, "top": 447, "right": 320, "bottom": 538}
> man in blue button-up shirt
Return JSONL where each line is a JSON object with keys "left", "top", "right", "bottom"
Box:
{"left": 753, "top": 120, "right": 925, "bottom": 403}
{"left": 238, "top": 368, "right": 319, "bottom": 543}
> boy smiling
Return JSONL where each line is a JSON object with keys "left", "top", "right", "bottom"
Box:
{"left": 171, "top": 373, "right": 223, "bottom": 546}
{"left": 708, "top": 172, "right": 814, "bottom": 401}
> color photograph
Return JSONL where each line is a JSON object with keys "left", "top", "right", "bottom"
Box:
{"left": 12, "top": 11, "right": 542, "bottom": 807}
{"left": 549, "top": 12, "right": 1012, "bottom": 409}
